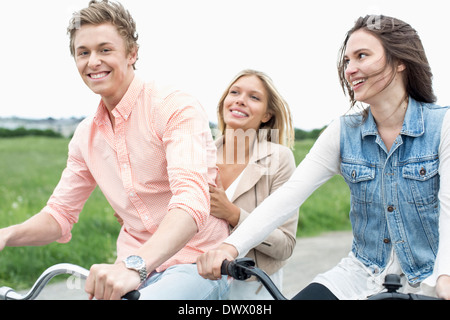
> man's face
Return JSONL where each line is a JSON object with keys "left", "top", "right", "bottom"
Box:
{"left": 73, "top": 23, "right": 137, "bottom": 104}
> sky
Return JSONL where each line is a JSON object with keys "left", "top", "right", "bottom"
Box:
{"left": 1, "top": 0, "right": 449, "bottom": 130}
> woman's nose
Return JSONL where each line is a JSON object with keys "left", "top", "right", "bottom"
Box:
{"left": 345, "top": 61, "right": 357, "bottom": 78}
{"left": 234, "top": 94, "right": 245, "bottom": 106}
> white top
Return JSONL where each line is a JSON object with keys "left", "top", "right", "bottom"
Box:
{"left": 225, "top": 170, "right": 244, "bottom": 200}
{"left": 225, "top": 113, "right": 450, "bottom": 291}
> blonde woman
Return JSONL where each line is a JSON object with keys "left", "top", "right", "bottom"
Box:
{"left": 208, "top": 70, "right": 299, "bottom": 299}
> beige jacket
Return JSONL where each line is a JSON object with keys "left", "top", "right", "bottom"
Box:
{"left": 216, "top": 137, "right": 299, "bottom": 276}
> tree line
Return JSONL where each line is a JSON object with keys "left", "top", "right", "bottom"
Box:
{"left": 0, "top": 127, "right": 63, "bottom": 138}
{"left": 1, "top": 125, "right": 325, "bottom": 140}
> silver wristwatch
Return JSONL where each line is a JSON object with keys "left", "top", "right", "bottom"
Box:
{"left": 123, "top": 255, "right": 147, "bottom": 283}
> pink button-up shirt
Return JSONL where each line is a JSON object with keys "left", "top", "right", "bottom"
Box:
{"left": 43, "top": 77, "right": 229, "bottom": 271}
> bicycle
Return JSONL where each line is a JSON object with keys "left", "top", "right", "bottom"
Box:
{"left": 0, "top": 263, "right": 140, "bottom": 300}
{"left": 220, "top": 258, "right": 443, "bottom": 301}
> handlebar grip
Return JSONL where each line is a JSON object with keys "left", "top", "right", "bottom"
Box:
{"left": 122, "top": 290, "right": 140, "bottom": 300}
{"left": 221, "top": 260, "right": 232, "bottom": 276}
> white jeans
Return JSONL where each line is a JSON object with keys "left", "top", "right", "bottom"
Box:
{"left": 313, "top": 251, "right": 437, "bottom": 300}
{"left": 137, "top": 264, "right": 230, "bottom": 300}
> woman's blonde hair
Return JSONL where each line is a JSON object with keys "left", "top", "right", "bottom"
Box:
{"left": 217, "top": 70, "right": 295, "bottom": 149}
{"left": 67, "top": 0, "right": 139, "bottom": 69}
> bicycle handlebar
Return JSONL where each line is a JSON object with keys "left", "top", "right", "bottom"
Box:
{"left": 367, "top": 274, "right": 442, "bottom": 300}
{"left": 0, "top": 263, "right": 140, "bottom": 300}
{"left": 220, "top": 259, "right": 443, "bottom": 301}
{"left": 221, "top": 258, "right": 288, "bottom": 300}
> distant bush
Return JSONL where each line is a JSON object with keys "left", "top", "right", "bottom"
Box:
{"left": 294, "top": 127, "right": 326, "bottom": 140}
{"left": 0, "top": 127, "right": 63, "bottom": 138}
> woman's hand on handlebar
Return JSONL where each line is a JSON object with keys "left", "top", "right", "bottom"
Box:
{"left": 197, "top": 243, "right": 238, "bottom": 280}
{"left": 436, "top": 275, "right": 450, "bottom": 300}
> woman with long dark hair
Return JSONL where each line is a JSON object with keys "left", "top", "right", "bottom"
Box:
{"left": 197, "top": 15, "right": 450, "bottom": 300}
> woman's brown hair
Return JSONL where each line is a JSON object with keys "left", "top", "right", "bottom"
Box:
{"left": 337, "top": 15, "right": 436, "bottom": 113}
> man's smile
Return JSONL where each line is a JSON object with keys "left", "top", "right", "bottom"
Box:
{"left": 88, "top": 71, "right": 111, "bottom": 80}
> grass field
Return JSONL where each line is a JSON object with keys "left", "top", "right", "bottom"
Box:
{"left": 0, "top": 136, "right": 350, "bottom": 289}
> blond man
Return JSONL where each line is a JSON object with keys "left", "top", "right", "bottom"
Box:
{"left": 0, "top": 0, "right": 229, "bottom": 300}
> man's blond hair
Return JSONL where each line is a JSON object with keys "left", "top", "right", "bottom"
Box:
{"left": 67, "top": 0, "right": 139, "bottom": 69}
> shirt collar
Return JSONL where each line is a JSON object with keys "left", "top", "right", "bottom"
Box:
{"left": 361, "top": 97, "right": 425, "bottom": 139}
{"left": 94, "top": 76, "right": 145, "bottom": 126}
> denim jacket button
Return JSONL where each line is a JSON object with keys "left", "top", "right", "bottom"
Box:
{"left": 419, "top": 168, "right": 426, "bottom": 176}
{"left": 383, "top": 238, "right": 391, "bottom": 244}
{"left": 387, "top": 206, "right": 394, "bottom": 212}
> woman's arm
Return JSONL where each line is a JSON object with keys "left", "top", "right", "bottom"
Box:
{"left": 235, "top": 146, "right": 298, "bottom": 261}
{"left": 433, "top": 111, "right": 450, "bottom": 298}
{"left": 225, "top": 120, "right": 342, "bottom": 257}
{"left": 198, "top": 119, "right": 342, "bottom": 279}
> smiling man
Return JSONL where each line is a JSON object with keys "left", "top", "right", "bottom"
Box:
{"left": 0, "top": 0, "right": 230, "bottom": 300}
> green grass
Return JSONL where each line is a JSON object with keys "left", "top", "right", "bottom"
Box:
{"left": 0, "top": 137, "right": 351, "bottom": 289}
{"left": 292, "top": 140, "right": 351, "bottom": 237}
{"left": 0, "top": 137, "right": 120, "bottom": 289}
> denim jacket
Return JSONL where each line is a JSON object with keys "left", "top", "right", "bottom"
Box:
{"left": 340, "top": 98, "right": 449, "bottom": 284}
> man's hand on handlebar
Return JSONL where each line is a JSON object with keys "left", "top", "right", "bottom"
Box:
{"left": 85, "top": 262, "right": 141, "bottom": 300}
{"left": 197, "top": 243, "right": 239, "bottom": 280}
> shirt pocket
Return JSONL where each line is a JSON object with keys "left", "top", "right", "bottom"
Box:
{"left": 402, "top": 159, "right": 439, "bottom": 205}
{"left": 341, "top": 162, "right": 376, "bottom": 203}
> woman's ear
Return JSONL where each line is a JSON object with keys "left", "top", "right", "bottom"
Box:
{"left": 262, "top": 113, "right": 272, "bottom": 124}
{"left": 397, "top": 62, "right": 406, "bottom": 72}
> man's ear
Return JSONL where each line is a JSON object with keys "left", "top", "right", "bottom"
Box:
{"left": 128, "top": 46, "right": 139, "bottom": 66}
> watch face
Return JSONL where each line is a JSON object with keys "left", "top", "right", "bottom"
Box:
{"left": 126, "top": 255, "right": 144, "bottom": 268}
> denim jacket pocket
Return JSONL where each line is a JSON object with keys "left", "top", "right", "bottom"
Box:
{"left": 341, "top": 162, "right": 376, "bottom": 203}
{"left": 402, "top": 159, "right": 439, "bottom": 205}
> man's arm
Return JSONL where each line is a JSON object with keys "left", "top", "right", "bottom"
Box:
{"left": 136, "top": 208, "right": 198, "bottom": 271}
{"left": 85, "top": 208, "right": 198, "bottom": 300}
{"left": 0, "top": 212, "right": 63, "bottom": 251}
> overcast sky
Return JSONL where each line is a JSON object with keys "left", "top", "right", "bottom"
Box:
{"left": 1, "top": 0, "right": 449, "bottom": 130}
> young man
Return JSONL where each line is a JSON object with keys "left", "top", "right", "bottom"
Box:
{"left": 0, "top": 0, "right": 229, "bottom": 300}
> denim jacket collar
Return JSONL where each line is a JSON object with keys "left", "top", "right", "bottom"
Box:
{"left": 361, "top": 97, "right": 425, "bottom": 139}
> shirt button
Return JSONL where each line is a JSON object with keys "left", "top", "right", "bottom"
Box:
{"left": 129, "top": 192, "right": 135, "bottom": 197}
{"left": 387, "top": 206, "right": 394, "bottom": 212}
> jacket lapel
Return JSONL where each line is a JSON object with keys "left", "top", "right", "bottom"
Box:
{"left": 229, "top": 138, "right": 275, "bottom": 202}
